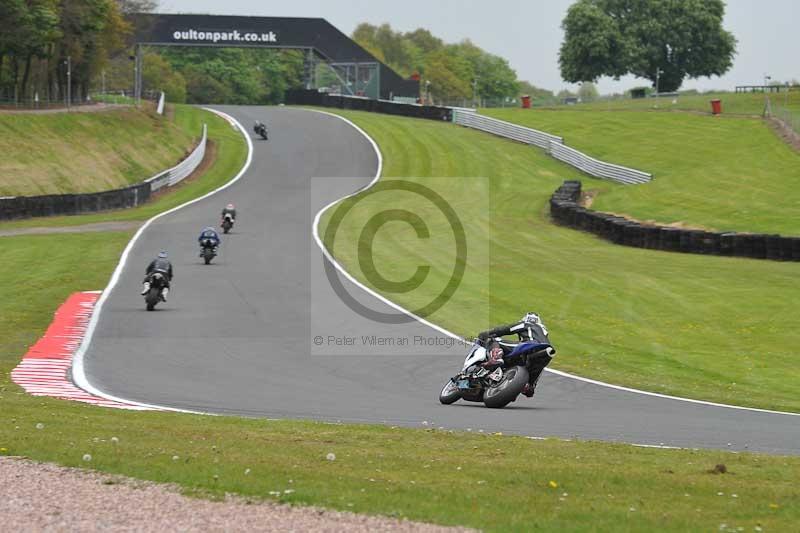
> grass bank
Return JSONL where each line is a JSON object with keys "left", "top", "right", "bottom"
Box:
{"left": 320, "top": 109, "right": 800, "bottom": 413}
{"left": 483, "top": 107, "right": 800, "bottom": 236}
{"left": 0, "top": 105, "right": 247, "bottom": 230}
{"left": 0, "top": 106, "right": 194, "bottom": 197}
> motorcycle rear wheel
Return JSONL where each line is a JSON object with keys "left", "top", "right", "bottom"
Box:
{"left": 483, "top": 366, "right": 529, "bottom": 409}
{"left": 145, "top": 288, "right": 160, "bottom": 311}
{"left": 439, "top": 380, "right": 461, "bottom": 405}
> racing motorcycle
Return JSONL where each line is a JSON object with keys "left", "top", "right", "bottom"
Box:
{"left": 143, "top": 272, "right": 168, "bottom": 311}
{"left": 200, "top": 239, "right": 217, "bottom": 265}
{"left": 253, "top": 121, "right": 268, "bottom": 140}
{"left": 221, "top": 213, "right": 234, "bottom": 234}
{"left": 439, "top": 338, "right": 555, "bottom": 409}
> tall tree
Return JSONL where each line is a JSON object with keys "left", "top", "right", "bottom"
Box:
{"left": 559, "top": 0, "right": 737, "bottom": 92}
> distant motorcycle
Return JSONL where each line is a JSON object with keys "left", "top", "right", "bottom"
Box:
{"left": 200, "top": 239, "right": 217, "bottom": 265}
{"left": 143, "top": 272, "right": 168, "bottom": 311}
{"left": 439, "top": 338, "right": 555, "bottom": 408}
{"left": 221, "top": 213, "right": 234, "bottom": 234}
{"left": 254, "top": 121, "right": 268, "bottom": 140}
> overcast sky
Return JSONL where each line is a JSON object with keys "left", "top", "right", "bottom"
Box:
{"left": 159, "top": 0, "right": 798, "bottom": 94}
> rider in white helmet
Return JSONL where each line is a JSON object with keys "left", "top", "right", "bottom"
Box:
{"left": 477, "top": 312, "right": 555, "bottom": 397}
{"left": 221, "top": 203, "right": 237, "bottom": 223}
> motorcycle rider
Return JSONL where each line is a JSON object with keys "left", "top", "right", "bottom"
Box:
{"left": 198, "top": 226, "right": 221, "bottom": 256}
{"left": 221, "top": 203, "right": 237, "bottom": 225}
{"left": 141, "top": 251, "right": 173, "bottom": 302}
{"left": 253, "top": 120, "right": 268, "bottom": 138}
{"left": 477, "top": 312, "right": 555, "bottom": 398}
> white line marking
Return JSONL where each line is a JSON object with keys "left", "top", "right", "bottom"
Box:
{"left": 70, "top": 108, "right": 253, "bottom": 414}
{"left": 308, "top": 109, "right": 800, "bottom": 419}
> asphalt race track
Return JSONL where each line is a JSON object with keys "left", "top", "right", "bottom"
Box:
{"left": 83, "top": 106, "right": 800, "bottom": 455}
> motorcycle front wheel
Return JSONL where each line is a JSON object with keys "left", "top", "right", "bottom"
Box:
{"left": 439, "top": 379, "right": 461, "bottom": 405}
{"left": 483, "top": 366, "right": 529, "bottom": 409}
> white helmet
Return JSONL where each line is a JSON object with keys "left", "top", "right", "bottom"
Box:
{"left": 522, "top": 312, "right": 541, "bottom": 325}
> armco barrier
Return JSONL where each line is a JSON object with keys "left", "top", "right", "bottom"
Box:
{"left": 286, "top": 90, "right": 651, "bottom": 185}
{"left": 452, "top": 110, "right": 652, "bottom": 185}
{"left": 1, "top": 124, "right": 207, "bottom": 221}
{"left": 549, "top": 180, "right": 799, "bottom": 262}
{"left": 452, "top": 109, "right": 562, "bottom": 149}
{"left": 549, "top": 142, "right": 652, "bottom": 185}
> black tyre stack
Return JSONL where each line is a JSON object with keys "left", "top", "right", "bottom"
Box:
{"left": 548, "top": 180, "right": 799, "bottom": 262}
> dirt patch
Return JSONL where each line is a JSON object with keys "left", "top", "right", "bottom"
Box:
{"left": 0, "top": 457, "right": 471, "bottom": 532}
{"left": 0, "top": 221, "right": 141, "bottom": 238}
{"left": 579, "top": 189, "right": 599, "bottom": 209}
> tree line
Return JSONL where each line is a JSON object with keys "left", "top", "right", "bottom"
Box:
{"left": 0, "top": 0, "right": 135, "bottom": 103}
{"left": 352, "top": 22, "right": 551, "bottom": 103}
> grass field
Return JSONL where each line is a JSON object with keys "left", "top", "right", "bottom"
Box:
{"left": 321, "top": 109, "right": 800, "bottom": 413}
{"left": 0, "top": 106, "right": 196, "bottom": 197}
{"left": 0, "top": 104, "right": 799, "bottom": 530}
{"left": 482, "top": 107, "right": 800, "bottom": 236}
{"left": 538, "top": 90, "right": 800, "bottom": 115}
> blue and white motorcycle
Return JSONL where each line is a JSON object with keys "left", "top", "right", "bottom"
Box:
{"left": 439, "top": 338, "right": 555, "bottom": 409}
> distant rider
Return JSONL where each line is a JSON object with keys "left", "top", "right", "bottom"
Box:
{"left": 221, "top": 203, "right": 237, "bottom": 224}
{"left": 253, "top": 121, "right": 268, "bottom": 138}
{"left": 477, "top": 312, "right": 555, "bottom": 397}
{"left": 141, "top": 251, "right": 173, "bottom": 302}
{"left": 198, "top": 226, "right": 221, "bottom": 255}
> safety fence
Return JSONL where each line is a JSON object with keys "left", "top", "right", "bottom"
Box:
{"left": 287, "top": 90, "right": 652, "bottom": 185}
{"left": 452, "top": 109, "right": 652, "bottom": 185}
{"left": 451, "top": 109, "right": 562, "bottom": 149}
{"left": 286, "top": 90, "right": 453, "bottom": 121}
{"left": 146, "top": 124, "right": 207, "bottom": 192}
{"left": 549, "top": 180, "right": 800, "bottom": 261}
{"left": 0, "top": 125, "right": 207, "bottom": 221}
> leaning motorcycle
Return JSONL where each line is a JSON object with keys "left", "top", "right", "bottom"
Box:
{"left": 143, "top": 272, "right": 167, "bottom": 311}
{"left": 253, "top": 122, "right": 268, "bottom": 140}
{"left": 221, "top": 213, "right": 234, "bottom": 234}
{"left": 200, "top": 239, "right": 217, "bottom": 265}
{"left": 439, "top": 339, "right": 555, "bottom": 408}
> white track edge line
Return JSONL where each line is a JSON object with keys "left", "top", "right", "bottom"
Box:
{"left": 308, "top": 109, "right": 800, "bottom": 419}
{"left": 70, "top": 108, "right": 253, "bottom": 414}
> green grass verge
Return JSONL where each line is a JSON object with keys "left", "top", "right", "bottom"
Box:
{"left": 0, "top": 107, "right": 798, "bottom": 531}
{"left": 0, "top": 106, "right": 193, "bottom": 197}
{"left": 538, "top": 90, "right": 800, "bottom": 115}
{"left": 319, "top": 109, "right": 800, "bottom": 413}
{"left": 0, "top": 105, "right": 247, "bottom": 230}
{"left": 482, "top": 107, "right": 800, "bottom": 236}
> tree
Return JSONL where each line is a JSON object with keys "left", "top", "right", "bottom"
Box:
{"left": 142, "top": 51, "right": 185, "bottom": 103}
{"left": 518, "top": 80, "right": 554, "bottom": 100}
{"left": 352, "top": 23, "right": 521, "bottom": 103}
{"left": 559, "top": 0, "right": 737, "bottom": 92}
{"left": 116, "top": 0, "right": 157, "bottom": 14}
